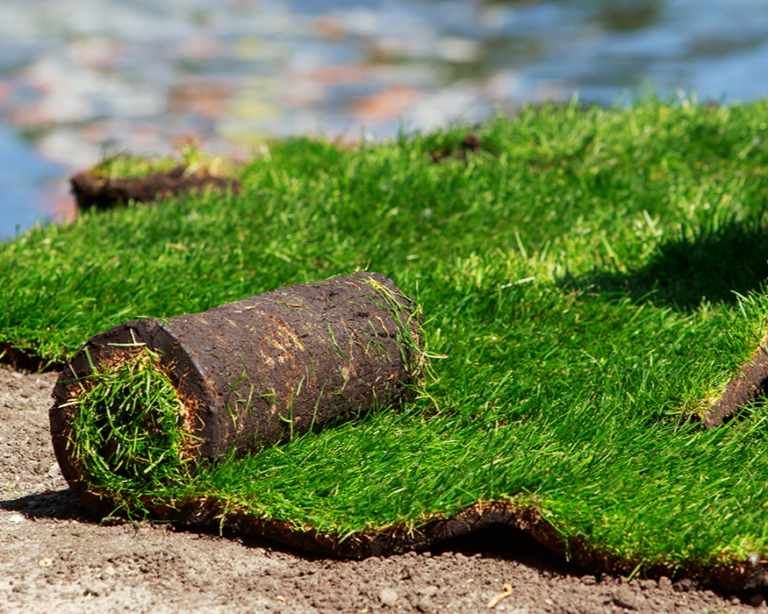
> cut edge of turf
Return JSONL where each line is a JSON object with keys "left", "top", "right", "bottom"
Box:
{"left": 0, "top": 342, "right": 65, "bottom": 373}
{"left": 700, "top": 333, "right": 768, "bottom": 428}
{"left": 140, "top": 496, "right": 768, "bottom": 591}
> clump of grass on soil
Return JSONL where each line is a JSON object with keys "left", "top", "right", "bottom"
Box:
{"left": 90, "top": 142, "right": 234, "bottom": 180}
{"left": 5, "top": 94, "right": 768, "bottom": 576}
{"left": 68, "top": 348, "right": 194, "bottom": 501}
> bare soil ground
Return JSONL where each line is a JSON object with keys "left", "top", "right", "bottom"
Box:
{"left": 0, "top": 365, "right": 764, "bottom": 614}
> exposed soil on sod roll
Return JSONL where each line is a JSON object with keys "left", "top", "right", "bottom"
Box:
{"left": 50, "top": 272, "right": 423, "bottom": 514}
{"left": 1, "top": 366, "right": 764, "bottom": 613}
{"left": 69, "top": 164, "right": 241, "bottom": 211}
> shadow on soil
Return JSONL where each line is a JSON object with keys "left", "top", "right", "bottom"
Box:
{"left": 0, "top": 489, "right": 96, "bottom": 522}
{"left": 428, "top": 523, "right": 589, "bottom": 577}
{"left": 0, "top": 490, "right": 588, "bottom": 576}
{"left": 562, "top": 217, "right": 768, "bottom": 310}
{"left": 0, "top": 488, "right": 311, "bottom": 554}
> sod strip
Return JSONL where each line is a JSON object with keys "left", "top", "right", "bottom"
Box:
{"left": 70, "top": 146, "right": 241, "bottom": 212}
{"left": 3, "top": 98, "right": 768, "bottom": 588}
{"left": 50, "top": 272, "right": 424, "bottom": 513}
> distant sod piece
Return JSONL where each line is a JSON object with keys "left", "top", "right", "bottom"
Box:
{"left": 70, "top": 149, "right": 241, "bottom": 211}
{"left": 50, "top": 272, "right": 424, "bottom": 513}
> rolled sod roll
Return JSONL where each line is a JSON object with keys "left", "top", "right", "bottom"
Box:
{"left": 50, "top": 272, "right": 423, "bottom": 509}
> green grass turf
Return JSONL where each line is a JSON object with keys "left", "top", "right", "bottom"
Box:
{"left": 4, "top": 95, "right": 768, "bottom": 572}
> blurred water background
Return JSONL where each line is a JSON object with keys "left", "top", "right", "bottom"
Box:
{"left": 2, "top": 0, "right": 768, "bottom": 238}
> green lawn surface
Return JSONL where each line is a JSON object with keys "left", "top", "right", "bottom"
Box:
{"left": 4, "top": 96, "right": 768, "bottom": 574}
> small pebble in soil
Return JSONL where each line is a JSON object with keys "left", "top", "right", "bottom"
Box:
{"left": 416, "top": 597, "right": 435, "bottom": 613}
{"left": 673, "top": 578, "right": 694, "bottom": 592}
{"left": 380, "top": 588, "right": 398, "bottom": 607}
{"left": 612, "top": 586, "right": 638, "bottom": 610}
{"left": 751, "top": 594, "right": 766, "bottom": 607}
{"left": 100, "top": 564, "right": 116, "bottom": 580}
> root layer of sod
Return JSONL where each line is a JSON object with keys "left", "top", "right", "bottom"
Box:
{"left": 5, "top": 96, "right": 768, "bottom": 588}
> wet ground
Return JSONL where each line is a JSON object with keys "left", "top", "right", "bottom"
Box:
{"left": 1, "top": 0, "right": 768, "bottom": 235}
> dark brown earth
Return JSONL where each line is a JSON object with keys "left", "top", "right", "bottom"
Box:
{"left": 1, "top": 365, "right": 766, "bottom": 613}
{"left": 69, "top": 165, "right": 241, "bottom": 211}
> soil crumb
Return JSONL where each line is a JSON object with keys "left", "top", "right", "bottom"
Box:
{"left": 0, "top": 366, "right": 762, "bottom": 613}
